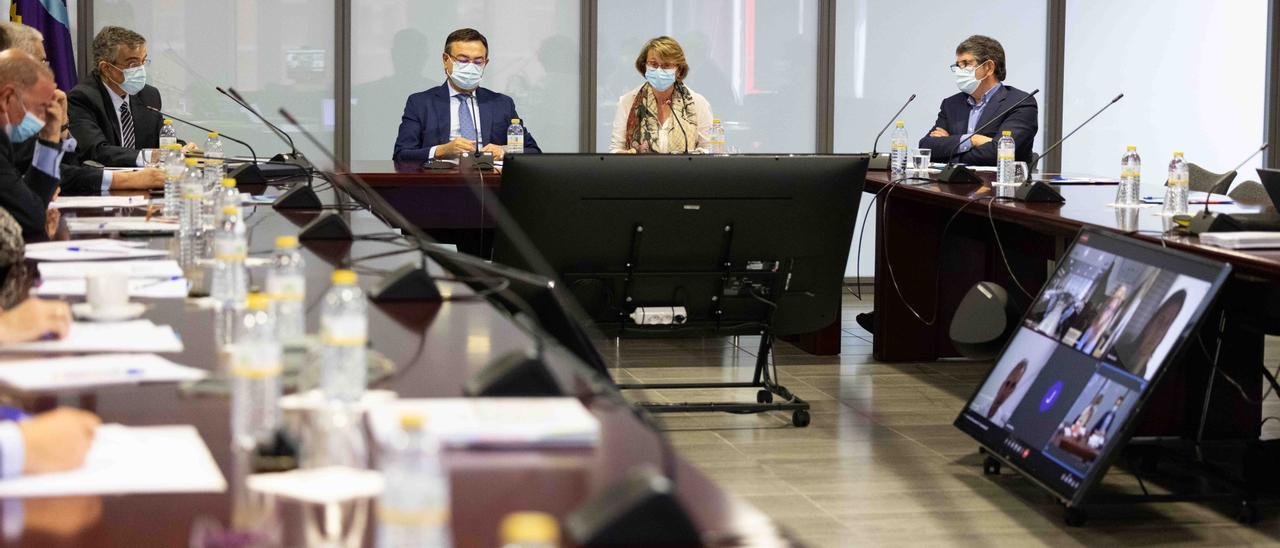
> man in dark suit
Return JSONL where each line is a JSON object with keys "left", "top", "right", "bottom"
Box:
{"left": 918, "top": 35, "right": 1038, "bottom": 165}
{"left": 67, "top": 26, "right": 187, "bottom": 168}
{"left": 1, "top": 22, "right": 162, "bottom": 194}
{"left": 0, "top": 50, "right": 69, "bottom": 241}
{"left": 393, "top": 28, "right": 541, "bottom": 163}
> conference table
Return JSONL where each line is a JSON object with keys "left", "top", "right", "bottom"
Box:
{"left": 1, "top": 182, "right": 791, "bottom": 546}
{"left": 865, "top": 168, "right": 1280, "bottom": 440}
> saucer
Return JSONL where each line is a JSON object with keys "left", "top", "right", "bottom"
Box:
{"left": 72, "top": 302, "right": 147, "bottom": 322}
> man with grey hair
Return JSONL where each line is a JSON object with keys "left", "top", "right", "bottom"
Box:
{"left": 2, "top": 22, "right": 163, "bottom": 194}
{"left": 68, "top": 25, "right": 183, "bottom": 167}
{"left": 917, "top": 35, "right": 1038, "bottom": 165}
{"left": 0, "top": 49, "right": 68, "bottom": 240}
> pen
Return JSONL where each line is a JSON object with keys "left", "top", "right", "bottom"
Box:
{"left": 134, "top": 276, "right": 184, "bottom": 289}
{"left": 67, "top": 246, "right": 132, "bottom": 254}
{"left": 0, "top": 406, "right": 30, "bottom": 421}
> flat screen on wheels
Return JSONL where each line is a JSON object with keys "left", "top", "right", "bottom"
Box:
{"left": 954, "top": 228, "right": 1231, "bottom": 505}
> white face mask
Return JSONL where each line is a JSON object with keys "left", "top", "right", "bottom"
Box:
{"left": 952, "top": 65, "right": 981, "bottom": 95}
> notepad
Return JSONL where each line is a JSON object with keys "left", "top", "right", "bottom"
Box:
{"left": 49, "top": 196, "right": 150, "bottom": 210}
{"left": 367, "top": 398, "right": 601, "bottom": 449}
{"left": 66, "top": 217, "right": 179, "bottom": 234}
{"left": 24, "top": 239, "right": 165, "bottom": 261}
{"left": 0, "top": 353, "right": 206, "bottom": 391}
{"left": 0, "top": 320, "right": 183, "bottom": 354}
{"left": 0, "top": 425, "right": 226, "bottom": 497}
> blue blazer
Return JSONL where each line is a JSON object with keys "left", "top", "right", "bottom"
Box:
{"left": 917, "top": 84, "right": 1038, "bottom": 166}
{"left": 393, "top": 84, "right": 541, "bottom": 162}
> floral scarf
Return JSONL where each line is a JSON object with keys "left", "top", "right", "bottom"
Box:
{"left": 624, "top": 82, "right": 698, "bottom": 154}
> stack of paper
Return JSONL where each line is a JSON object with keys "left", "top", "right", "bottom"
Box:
{"left": 367, "top": 398, "right": 601, "bottom": 449}
{"left": 0, "top": 353, "right": 206, "bottom": 391}
{"left": 35, "top": 260, "right": 188, "bottom": 299}
{"left": 0, "top": 425, "right": 226, "bottom": 497}
{"left": 25, "top": 239, "right": 166, "bottom": 261}
{"left": 66, "top": 217, "right": 179, "bottom": 234}
{"left": 49, "top": 196, "right": 150, "bottom": 210}
{"left": 1200, "top": 231, "right": 1280, "bottom": 250}
{"left": 0, "top": 320, "right": 183, "bottom": 354}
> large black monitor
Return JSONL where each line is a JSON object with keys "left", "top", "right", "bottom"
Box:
{"left": 493, "top": 154, "right": 867, "bottom": 336}
{"left": 955, "top": 228, "right": 1231, "bottom": 505}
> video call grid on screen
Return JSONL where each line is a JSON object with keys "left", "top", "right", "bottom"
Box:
{"left": 954, "top": 229, "right": 1230, "bottom": 505}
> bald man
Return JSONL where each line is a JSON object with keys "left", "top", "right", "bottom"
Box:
{"left": 0, "top": 49, "right": 67, "bottom": 240}
{"left": 0, "top": 22, "right": 163, "bottom": 195}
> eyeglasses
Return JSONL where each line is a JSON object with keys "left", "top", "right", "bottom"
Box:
{"left": 447, "top": 54, "right": 488, "bottom": 67}
{"left": 949, "top": 59, "right": 988, "bottom": 71}
{"left": 110, "top": 58, "right": 152, "bottom": 70}
{"left": 646, "top": 62, "right": 679, "bottom": 71}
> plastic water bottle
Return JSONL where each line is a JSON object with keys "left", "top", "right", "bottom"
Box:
{"left": 211, "top": 205, "right": 248, "bottom": 308}
{"left": 231, "top": 293, "right": 282, "bottom": 453}
{"left": 1117, "top": 145, "right": 1141, "bottom": 206}
{"left": 214, "top": 178, "right": 240, "bottom": 217}
{"left": 499, "top": 512, "right": 560, "bottom": 548}
{"left": 204, "top": 132, "right": 226, "bottom": 186}
{"left": 996, "top": 130, "right": 1017, "bottom": 185}
{"left": 1165, "top": 151, "right": 1190, "bottom": 216}
{"left": 320, "top": 270, "right": 367, "bottom": 402}
{"left": 708, "top": 119, "right": 726, "bottom": 154}
{"left": 159, "top": 119, "right": 178, "bottom": 148}
{"left": 266, "top": 235, "right": 306, "bottom": 349}
{"left": 377, "top": 414, "right": 451, "bottom": 548}
{"left": 504, "top": 119, "right": 524, "bottom": 156}
{"left": 162, "top": 144, "right": 184, "bottom": 217}
{"left": 179, "top": 158, "right": 204, "bottom": 240}
{"left": 889, "top": 121, "right": 909, "bottom": 180}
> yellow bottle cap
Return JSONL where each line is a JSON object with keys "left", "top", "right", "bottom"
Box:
{"left": 185, "top": 158, "right": 198, "bottom": 166}
{"left": 331, "top": 270, "right": 357, "bottom": 285}
{"left": 221, "top": 206, "right": 237, "bottom": 215}
{"left": 400, "top": 413, "right": 424, "bottom": 430}
{"left": 511, "top": 118, "right": 520, "bottom": 124}
{"left": 1173, "top": 151, "right": 1184, "bottom": 156}
{"left": 222, "top": 178, "right": 237, "bottom": 188}
{"left": 163, "top": 143, "right": 180, "bottom": 150}
{"left": 1126, "top": 145, "right": 1137, "bottom": 150}
{"left": 713, "top": 118, "right": 721, "bottom": 123}
{"left": 894, "top": 121, "right": 904, "bottom": 127}
{"left": 276, "top": 235, "right": 298, "bottom": 248}
{"left": 207, "top": 132, "right": 219, "bottom": 138}
{"left": 1002, "top": 130, "right": 1012, "bottom": 136}
{"left": 500, "top": 512, "right": 560, "bottom": 545}
{"left": 163, "top": 119, "right": 173, "bottom": 125}
{"left": 246, "top": 293, "right": 271, "bottom": 311}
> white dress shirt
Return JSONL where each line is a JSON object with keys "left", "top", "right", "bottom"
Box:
{"left": 427, "top": 83, "right": 485, "bottom": 159}
{"left": 609, "top": 84, "right": 713, "bottom": 154}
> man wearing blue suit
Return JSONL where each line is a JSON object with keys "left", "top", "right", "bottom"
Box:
{"left": 393, "top": 28, "right": 541, "bottom": 163}
{"left": 918, "top": 35, "right": 1038, "bottom": 165}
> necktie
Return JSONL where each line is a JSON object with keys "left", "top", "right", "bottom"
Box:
{"left": 119, "top": 100, "right": 137, "bottom": 149}
{"left": 457, "top": 94, "right": 477, "bottom": 142}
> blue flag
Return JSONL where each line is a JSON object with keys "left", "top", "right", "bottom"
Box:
{"left": 11, "top": 0, "right": 77, "bottom": 90}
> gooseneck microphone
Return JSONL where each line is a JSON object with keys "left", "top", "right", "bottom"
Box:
{"left": 936, "top": 88, "right": 1040, "bottom": 184}
{"left": 222, "top": 87, "right": 312, "bottom": 169}
{"left": 145, "top": 105, "right": 258, "bottom": 163}
{"left": 1031, "top": 93, "right": 1124, "bottom": 174}
{"left": 870, "top": 93, "right": 916, "bottom": 161}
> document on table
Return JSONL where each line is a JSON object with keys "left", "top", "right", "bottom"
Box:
{"left": 38, "top": 260, "right": 183, "bottom": 279}
{"left": 367, "top": 398, "right": 601, "bottom": 449}
{"left": 24, "top": 239, "right": 165, "bottom": 262}
{"left": 248, "top": 466, "right": 385, "bottom": 504}
{"left": 0, "top": 425, "right": 226, "bottom": 497}
{"left": 0, "top": 353, "right": 206, "bottom": 391}
{"left": 49, "top": 196, "right": 150, "bottom": 210}
{"left": 66, "top": 217, "right": 179, "bottom": 234}
{"left": 0, "top": 320, "right": 183, "bottom": 354}
{"left": 34, "top": 277, "right": 189, "bottom": 299}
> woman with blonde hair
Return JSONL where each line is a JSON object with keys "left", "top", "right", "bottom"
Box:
{"left": 610, "top": 36, "right": 714, "bottom": 154}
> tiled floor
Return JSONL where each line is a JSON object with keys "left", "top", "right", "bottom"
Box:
{"left": 608, "top": 289, "right": 1280, "bottom": 547}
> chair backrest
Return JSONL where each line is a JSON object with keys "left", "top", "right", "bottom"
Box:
{"left": 1188, "top": 162, "right": 1236, "bottom": 194}
{"left": 1228, "top": 180, "right": 1274, "bottom": 210}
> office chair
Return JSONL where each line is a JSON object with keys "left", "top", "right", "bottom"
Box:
{"left": 1189, "top": 162, "right": 1237, "bottom": 195}
{"left": 1228, "top": 180, "right": 1272, "bottom": 208}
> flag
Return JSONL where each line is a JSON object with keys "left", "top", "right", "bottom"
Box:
{"left": 11, "top": 0, "right": 77, "bottom": 90}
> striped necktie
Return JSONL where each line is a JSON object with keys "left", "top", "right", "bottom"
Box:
{"left": 119, "top": 100, "right": 137, "bottom": 149}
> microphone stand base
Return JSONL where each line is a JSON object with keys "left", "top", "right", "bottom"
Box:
{"left": 937, "top": 164, "right": 984, "bottom": 184}
{"left": 868, "top": 154, "right": 891, "bottom": 171}
{"left": 370, "top": 263, "right": 443, "bottom": 303}
{"left": 272, "top": 183, "right": 323, "bottom": 210}
{"left": 463, "top": 350, "right": 563, "bottom": 397}
{"left": 1014, "top": 180, "right": 1065, "bottom": 203}
{"left": 298, "top": 212, "right": 354, "bottom": 241}
{"left": 228, "top": 162, "right": 267, "bottom": 185}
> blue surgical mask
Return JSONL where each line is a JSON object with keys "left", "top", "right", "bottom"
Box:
{"left": 952, "top": 65, "right": 980, "bottom": 95}
{"left": 449, "top": 60, "right": 484, "bottom": 90}
{"left": 119, "top": 65, "right": 147, "bottom": 95}
{"left": 5, "top": 97, "right": 45, "bottom": 143}
{"left": 645, "top": 67, "right": 677, "bottom": 92}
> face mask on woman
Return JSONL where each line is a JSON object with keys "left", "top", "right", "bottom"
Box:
{"left": 645, "top": 67, "right": 677, "bottom": 92}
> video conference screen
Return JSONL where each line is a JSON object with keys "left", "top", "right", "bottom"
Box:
{"left": 954, "top": 229, "right": 1230, "bottom": 504}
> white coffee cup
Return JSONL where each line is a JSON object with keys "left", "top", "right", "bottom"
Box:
{"left": 86, "top": 269, "right": 130, "bottom": 313}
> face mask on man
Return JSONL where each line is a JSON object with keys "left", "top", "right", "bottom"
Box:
{"left": 952, "top": 60, "right": 988, "bottom": 95}
{"left": 645, "top": 67, "right": 677, "bottom": 92}
{"left": 5, "top": 96, "right": 45, "bottom": 143}
{"left": 449, "top": 60, "right": 484, "bottom": 90}
{"left": 108, "top": 63, "right": 147, "bottom": 96}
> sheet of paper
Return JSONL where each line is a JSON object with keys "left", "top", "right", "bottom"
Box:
{"left": 367, "top": 398, "right": 601, "bottom": 449}
{"left": 1140, "top": 191, "right": 1234, "bottom": 205}
{"left": 248, "top": 466, "right": 384, "bottom": 504}
{"left": 24, "top": 240, "right": 164, "bottom": 262}
{"left": 67, "top": 217, "right": 179, "bottom": 235}
{"left": 34, "top": 277, "right": 189, "bottom": 299}
{"left": 0, "top": 320, "right": 183, "bottom": 354}
{"left": 0, "top": 353, "right": 206, "bottom": 391}
{"left": 50, "top": 196, "right": 150, "bottom": 210}
{"left": 0, "top": 425, "right": 226, "bottom": 497}
{"left": 38, "top": 260, "right": 183, "bottom": 279}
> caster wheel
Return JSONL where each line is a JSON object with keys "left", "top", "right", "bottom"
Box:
{"left": 1238, "top": 500, "right": 1260, "bottom": 525}
{"left": 982, "top": 456, "right": 1002, "bottom": 476}
{"left": 1063, "top": 507, "right": 1088, "bottom": 527}
{"left": 757, "top": 390, "right": 773, "bottom": 404}
{"left": 791, "top": 410, "right": 811, "bottom": 427}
